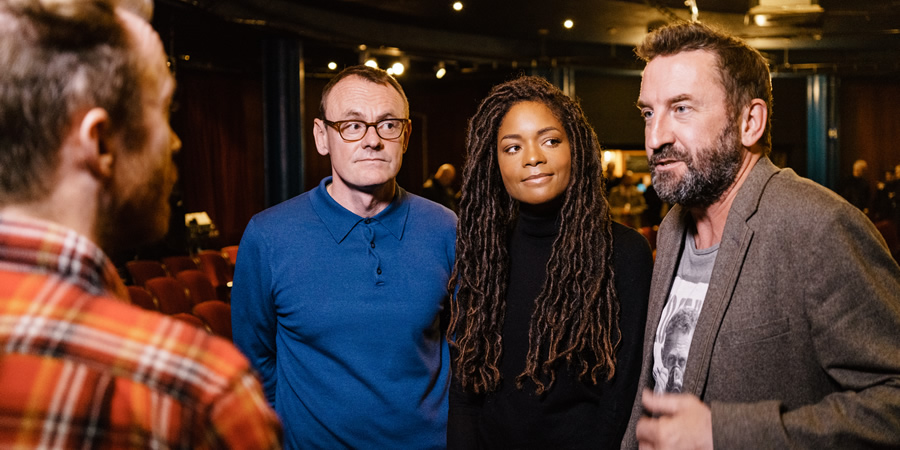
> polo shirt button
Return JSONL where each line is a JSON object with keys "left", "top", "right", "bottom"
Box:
{"left": 377, "top": 268, "right": 382, "bottom": 275}
{"left": 364, "top": 218, "right": 372, "bottom": 224}
{"left": 370, "top": 241, "right": 375, "bottom": 248}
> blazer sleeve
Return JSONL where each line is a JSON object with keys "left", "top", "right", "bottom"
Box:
{"left": 710, "top": 203, "right": 900, "bottom": 448}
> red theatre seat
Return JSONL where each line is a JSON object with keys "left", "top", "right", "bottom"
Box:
{"left": 161, "top": 255, "right": 199, "bottom": 276}
{"left": 175, "top": 270, "right": 218, "bottom": 305}
{"left": 144, "top": 276, "right": 193, "bottom": 315}
{"left": 125, "top": 260, "right": 167, "bottom": 287}
{"left": 193, "top": 300, "right": 233, "bottom": 341}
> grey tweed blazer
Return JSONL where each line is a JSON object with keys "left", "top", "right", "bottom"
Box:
{"left": 622, "top": 157, "right": 900, "bottom": 449}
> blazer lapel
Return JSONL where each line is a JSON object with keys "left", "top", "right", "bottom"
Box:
{"left": 682, "top": 158, "right": 780, "bottom": 398}
{"left": 637, "top": 206, "right": 689, "bottom": 392}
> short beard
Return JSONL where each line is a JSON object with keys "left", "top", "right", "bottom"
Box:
{"left": 96, "top": 161, "right": 173, "bottom": 257}
{"left": 649, "top": 120, "right": 743, "bottom": 209}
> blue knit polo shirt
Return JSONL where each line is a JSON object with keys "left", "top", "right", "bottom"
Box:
{"left": 232, "top": 177, "right": 456, "bottom": 449}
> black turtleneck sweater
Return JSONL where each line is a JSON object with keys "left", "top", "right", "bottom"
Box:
{"left": 449, "top": 207, "right": 653, "bottom": 449}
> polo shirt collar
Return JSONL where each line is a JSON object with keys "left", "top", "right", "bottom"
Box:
{"left": 311, "top": 177, "right": 409, "bottom": 244}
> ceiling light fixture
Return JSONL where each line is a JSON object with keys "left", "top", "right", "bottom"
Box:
{"left": 452, "top": 2, "right": 463, "bottom": 12}
{"left": 327, "top": 62, "right": 337, "bottom": 70}
{"left": 365, "top": 59, "right": 378, "bottom": 68}
{"left": 746, "top": 0, "right": 824, "bottom": 28}
{"left": 685, "top": 0, "right": 699, "bottom": 22}
{"left": 390, "top": 62, "right": 405, "bottom": 76}
{"left": 435, "top": 62, "right": 446, "bottom": 79}
{"left": 563, "top": 19, "right": 574, "bottom": 29}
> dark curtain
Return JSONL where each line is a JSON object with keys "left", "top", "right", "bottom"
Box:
{"left": 171, "top": 69, "right": 266, "bottom": 248}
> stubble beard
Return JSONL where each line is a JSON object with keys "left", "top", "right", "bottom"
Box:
{"left": 97, "top": 160, "right": 174, "bottom": 256}
{"left": 650, "top": 120, "right": 743, "bottom": 209}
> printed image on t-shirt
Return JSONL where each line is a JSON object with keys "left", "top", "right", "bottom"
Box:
{"left": 652, "top": 278, "right": 706, "bottom": 394}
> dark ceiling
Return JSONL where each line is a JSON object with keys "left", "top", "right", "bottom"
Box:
{"left": 164, "top": 0, "right": 900, "bottom": 76}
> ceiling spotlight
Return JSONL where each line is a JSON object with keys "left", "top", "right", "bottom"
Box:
{"left": 391, "top": 62, "right": 405, "bottom": 75}
{"left": 563, "top": 19, "right": 574, "bottom": 29}
{"left": 365, "top": 59, "right": 378, "bottom": 68}
{"left": 452, "top": 2, "right": 463, "bottom": 11}
{"left": 435, "top": 62, "right": 447, "bottom": 79}
{"left": 327, "top": 62, "right": 337, "bottom": 70}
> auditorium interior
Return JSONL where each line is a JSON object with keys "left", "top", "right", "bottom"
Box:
{"left": 121, "top": 0, "right": 900, "bottom": 312}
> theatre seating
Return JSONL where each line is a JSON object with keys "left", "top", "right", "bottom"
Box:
{"left": 127, "top": 285, "right": 158, "bottom": 311}
{"left": 145, "top": 276, "right": 193, "bottom": 315}
{"left": 123, "top": 247, "right": 240, "bottom": 319}
{"left": 161, "top": 255, "right": 199, "bottom": 276}
{"left": 196, "top": 249, "right": 233, "bottom": 300}
{"left": 125, "top": 260, "right": 167, "bottom": 287}
{"left": 175, "top": 270, "right": 218, "bottom": 304}
{"left": 193, "top": 300, "right": 233, "bottom": 340}
{"left": 171, "top": 312, "right": 208, "bottom": 331}
{"left": 220, "top": 245, "right": 239, "bottom": 268}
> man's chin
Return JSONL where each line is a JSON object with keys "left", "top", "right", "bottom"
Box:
{"left": 652, "top": 173, "right": 683, "bottom": 205}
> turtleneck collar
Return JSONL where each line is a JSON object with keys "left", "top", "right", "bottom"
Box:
{"left": 515, "top": 198, "right": 563, "bottom": 238}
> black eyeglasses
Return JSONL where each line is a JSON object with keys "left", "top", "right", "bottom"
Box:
{"left": 322, "top": 118, "right": 410, "bottom": 141}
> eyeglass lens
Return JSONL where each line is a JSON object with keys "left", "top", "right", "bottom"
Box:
{"left": 337, "top": 119, "right": 405, "bottom": 140}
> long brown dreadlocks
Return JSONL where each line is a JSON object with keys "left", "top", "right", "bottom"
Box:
{"left": 448, "top": 75, "right": 620, "bottom": 395}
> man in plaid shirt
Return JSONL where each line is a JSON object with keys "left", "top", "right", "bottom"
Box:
{"left": 0, "top": 0, "right": 282, "bottom": 448}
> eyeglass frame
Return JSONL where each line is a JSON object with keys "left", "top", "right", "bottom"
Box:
{"left": 321, "top": 117, "right": 411, "bottom": 142}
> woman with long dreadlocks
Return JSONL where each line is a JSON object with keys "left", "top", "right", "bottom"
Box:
{"left": 447, "top": 75, "right": 652, "bottom": 448}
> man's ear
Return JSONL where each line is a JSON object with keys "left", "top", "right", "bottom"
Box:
{"left": 313, "top": 118, "right": 330, "bottom": 156}
{"left": 78, "top": 107, "right": 114, "bottom": 179}
{"left": 401, "top": 121, "right": 412, "bottom": 154}
{"left": 740, "top": 99, "right": 767, "bottom": 148}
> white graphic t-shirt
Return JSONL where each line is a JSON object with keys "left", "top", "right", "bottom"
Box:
{"left": 652, "top": 233, "right": 718, "bottom": 394}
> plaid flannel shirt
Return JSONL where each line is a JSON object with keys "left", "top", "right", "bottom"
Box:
{"left": 0, "top": 215, "right": 282, "bottom": 449}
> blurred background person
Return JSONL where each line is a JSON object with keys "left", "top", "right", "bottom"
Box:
{"left": 422, "top": 162, "right": 460, "bottom": 213}
{"left": 873, "top": 166, "right": 898, "bottom": 222}
{"left": 840, "top": 158, "right": 872, "bottom": 214}
{"left": 641, "top": 178, "right": 666, "bottom": 228}
{"left": 609, "top": 170, "right": 648, "bottom": 229}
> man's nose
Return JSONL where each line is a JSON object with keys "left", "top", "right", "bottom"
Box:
{"left": 170, "top": 130, "right": 182, "bottom": 153}
{"left": 645, "top": 114, "right": 673, "bottom": 154}
{"left": 360, "top": 124, "right": 383, "bottom": 149}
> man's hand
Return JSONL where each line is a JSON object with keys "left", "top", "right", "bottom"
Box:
{"left": 635, "top": 389, "right": 713, "bottom": 450}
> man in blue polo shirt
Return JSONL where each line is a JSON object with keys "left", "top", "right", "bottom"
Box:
{"left": 232, "top": 65, "right": 456, "bottom": 449}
